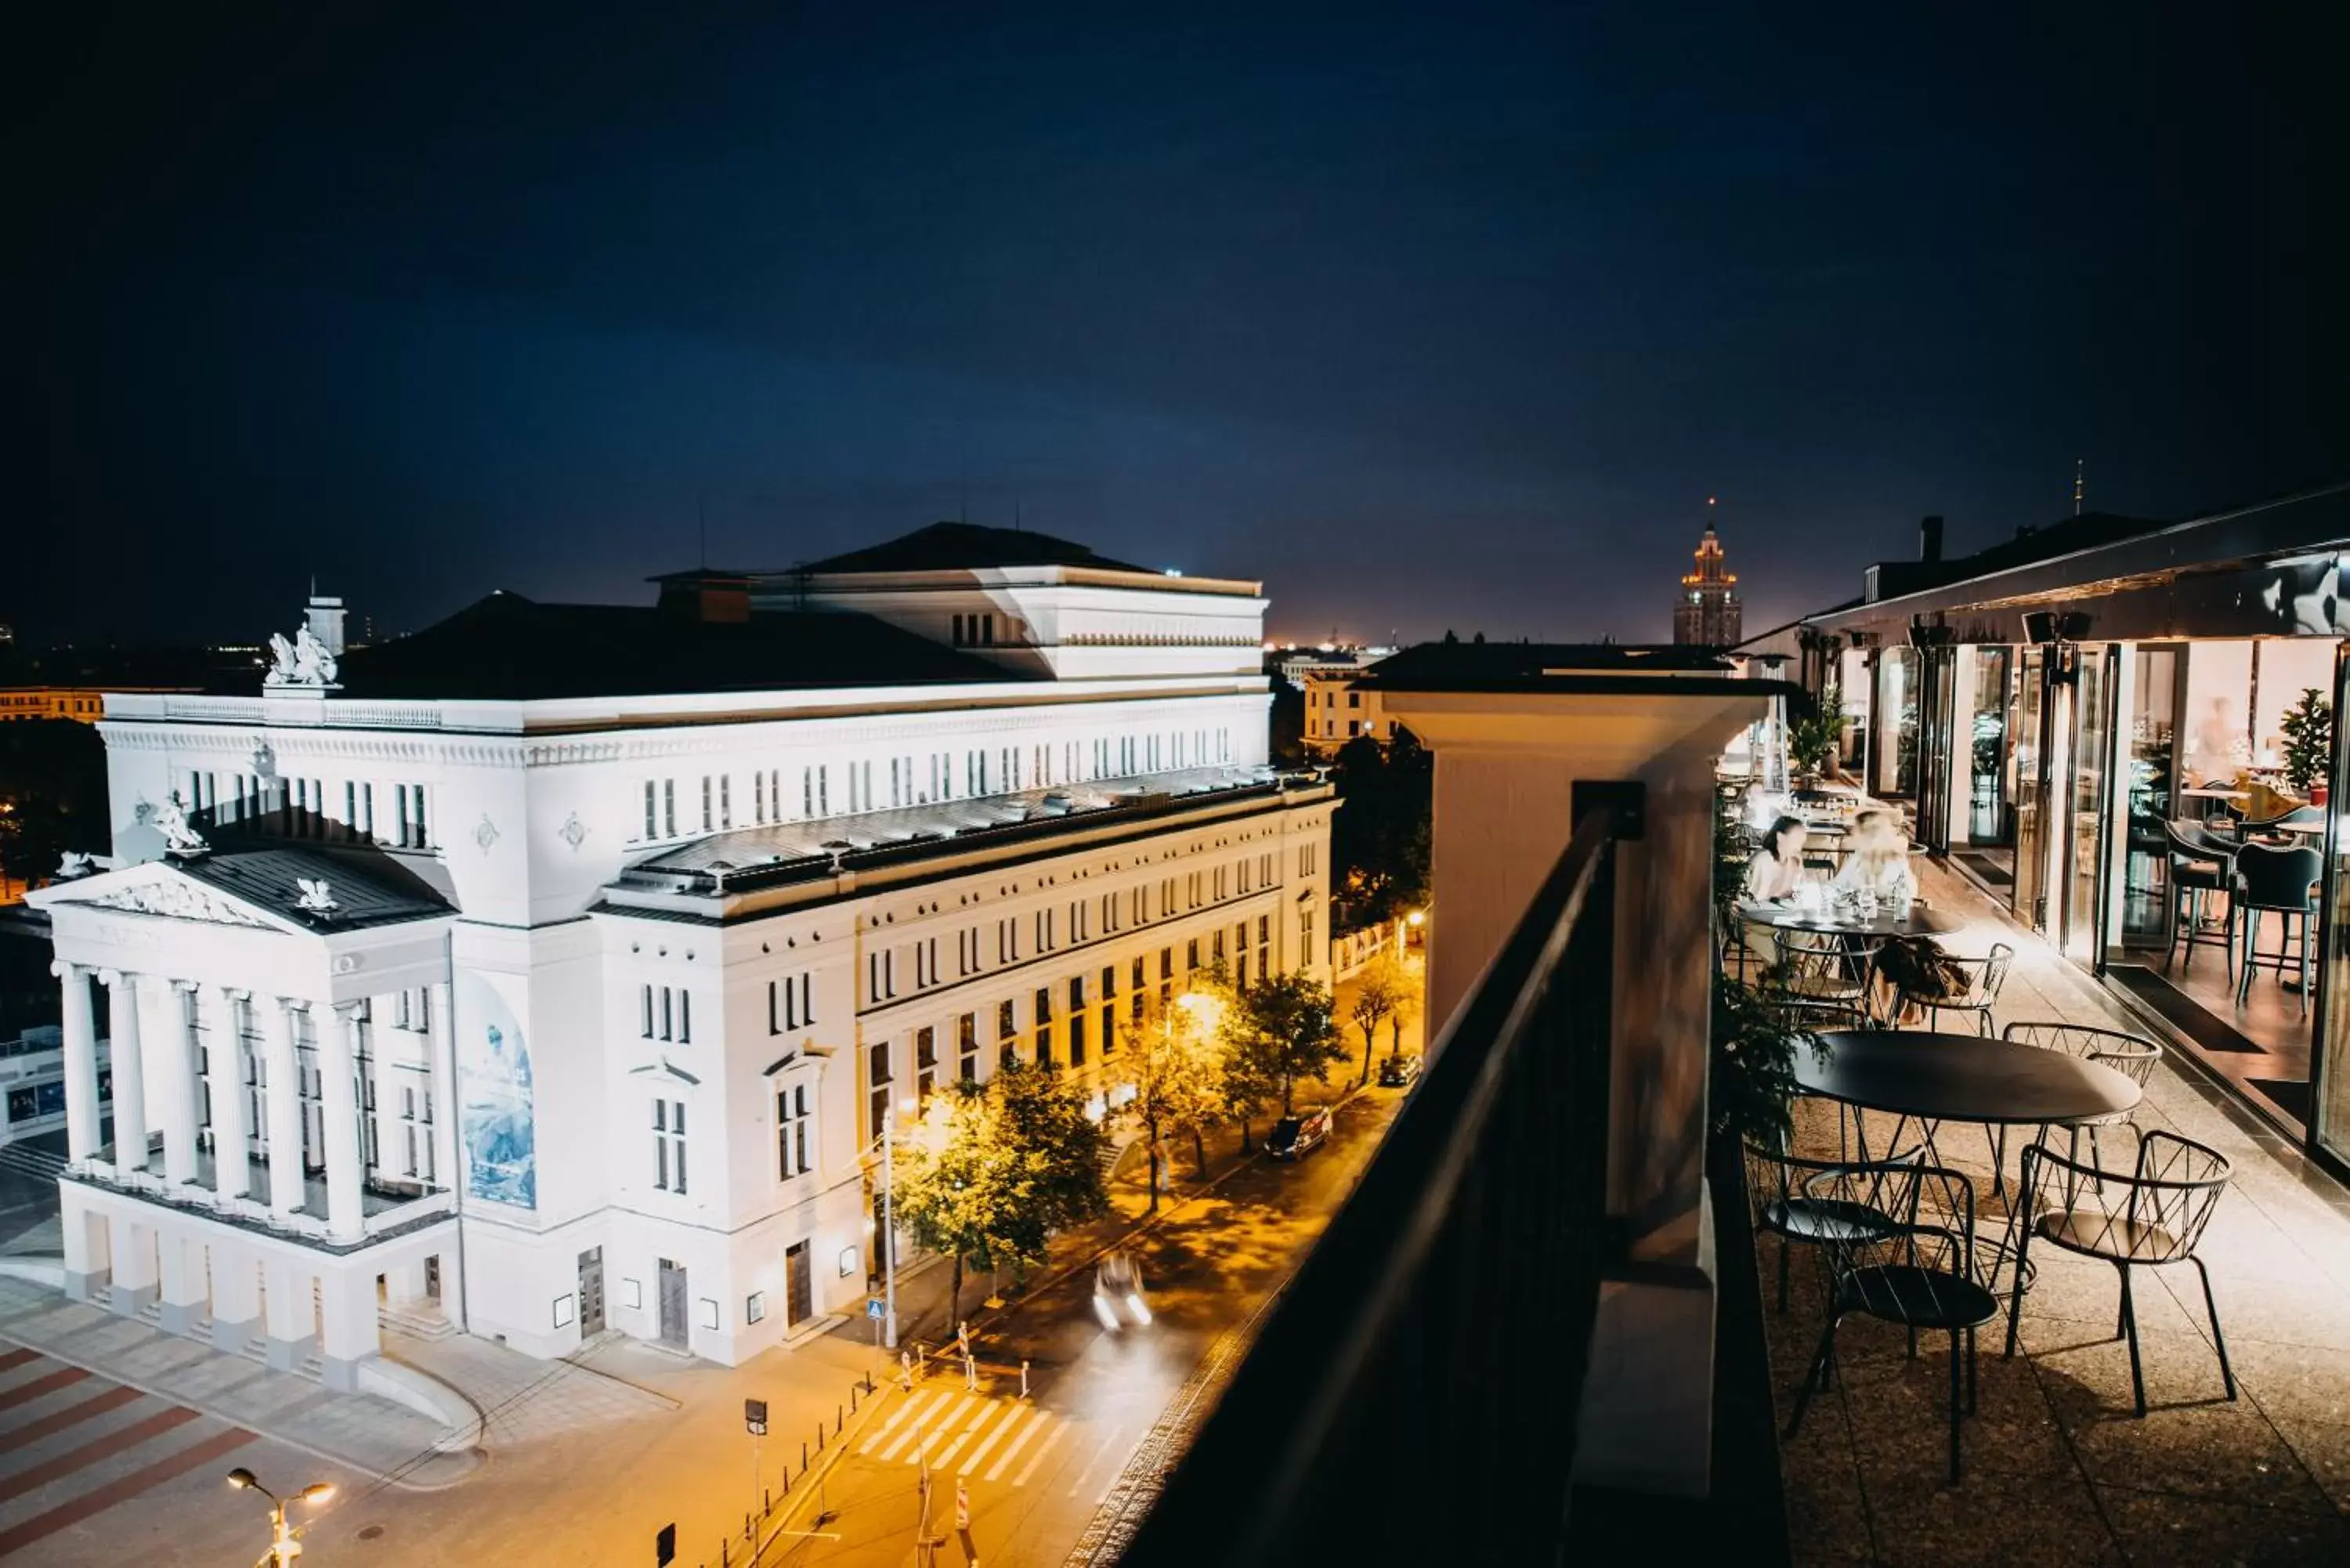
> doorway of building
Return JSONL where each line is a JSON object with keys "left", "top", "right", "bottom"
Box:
{"left": 2012, "top": 648, "right": 2052, "bottom": 929}
{"left": 577, "top": 1248, "right": 606, "bottom": 1338}
{"left": 2061, "top": 645, "right": 2113, "bottom": 968}
{"left": 785, "top": 1241, "right": 812, "bottom": 1329}
{"left": 656, "top": 1259, "right": 688, "bottom": 1348}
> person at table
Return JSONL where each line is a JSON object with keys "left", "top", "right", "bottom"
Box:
{"left": 1743, "top": 816, "right": 1810, "bottom": 902}
{"left": 1831, "top": 809, "right": 1918, "bottom": 905}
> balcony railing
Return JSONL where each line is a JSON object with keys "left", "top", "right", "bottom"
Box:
{"left": 1116, "top": 805, "right": 1626, "bottom": 1565}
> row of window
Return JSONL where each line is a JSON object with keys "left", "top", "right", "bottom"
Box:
{"left": 866, "top": 851, "right": 1298, "bottom": 1006}
{"left": 628, "top": 728, "right": 1238, "bottom": 845}
{"left": 1307, "top": 688, "right": 1365, "bottom": 708}
{"left": 183, "top": 770, "right": 432, "bottom": 849}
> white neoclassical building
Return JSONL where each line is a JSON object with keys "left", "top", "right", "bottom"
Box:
{"left": 28, "top": 523, "right": 1333, "bottom": 1387}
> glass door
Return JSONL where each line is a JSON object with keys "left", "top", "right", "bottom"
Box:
{"left": 2063, "top": 646, "right": 2114, "bottom": 968}
{"left": 2311, "top": 644, "right": 2350, "bottom": 1174}
{"left": 2012, "top": 648, "right": 2050, "bottom": 927}
{"left": 1914, "top": 646, "right": 1957, "bottom": 854}
{"left": 2120, "top": 647, "right": 2182, "bottom": 946}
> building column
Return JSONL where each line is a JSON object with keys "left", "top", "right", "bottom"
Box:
{"left": 109, "top": 1217, "right": 158, "bottom": 1318}
{"left": 262, "top": 1255, "right": 316, "bottom": 1371}
{"left": 383, "top": 1256, "right": 430, "bottom": 1306}
{"left": 262, "top": 999, "right": 306, "bottom": 1217}
{"left": 209, "top": 988, "right": 251, "bottom": 1201}
{"left": 209, "top": 1244, "right": 262, "bottom": 1354}
{"left": 428, "top": 980, "right": 459, "bottom": 1194}
{"left": 99, "top": 971, "right": 148, "bottom": 1176}
{"left": 320, "top": 1004, "right": 367, "bottom": 1242}
{"left": 60, "top": 1187, "right": 109, "bottom": 1302}
{"left": 157, "top": 1234, "right": 208, "bottom": 1336}
{"left": 317, "top": 1269, "right": 381, "bottom": 1392}
{"left": 161, "top": 983, "right": 201, "bottom": 1187}
{"left": 52, "top": 962, "right": 99, "bottom": 1165}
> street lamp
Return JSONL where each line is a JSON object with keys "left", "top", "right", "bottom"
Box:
{"left": 226, "top": 1467, "right": 337, "bottom": 1566}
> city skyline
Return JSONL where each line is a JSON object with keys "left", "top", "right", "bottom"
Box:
{"left": 13, "top": 7, "right": 2337, "bottom": 649}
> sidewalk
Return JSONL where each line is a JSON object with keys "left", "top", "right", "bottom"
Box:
{"left": 0, "top": 1274, "right": 479, "bottom": 1488}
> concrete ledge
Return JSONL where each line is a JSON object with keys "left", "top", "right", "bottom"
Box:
{"left": 63, "top": 1268, "right": 108, "bottom": 1303}
{"left": 266, "top": 1333, "right": 316, "bottom": 1371}
{"left": 357, "top": 1357, "right": 483, "bottom": 1452}
{"left": 158, "top": 1299, "right": 202, "bottom": 1335}
{"left": 110, "top": 1282, "right": 158, "bottom": 1318}
{"left": 1571, "top": 1193, "right": 1718, "bottom": 1498}
{"left": 0, "top": 1258, "right": 67, "bottom": 1290}
{"left": 212, "top": 1314, "right": 260, "bottom": 1354}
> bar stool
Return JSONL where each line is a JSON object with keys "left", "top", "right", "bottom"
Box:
{"left": 2235, "top": 840, "right": 2323, "bottom": 1013}
{"left": 2163, "top": 821, "right": 2236, "bottom": 977}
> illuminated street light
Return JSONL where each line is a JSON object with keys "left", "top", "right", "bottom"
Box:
{"left": 226, "top": 1468, "right": 337, "bottom": 1566}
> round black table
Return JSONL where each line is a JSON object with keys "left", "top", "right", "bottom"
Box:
{"left": 1737, "top": 901, "right": 1964, "bottom": 940}
{"left": 1797, "top": 1030, "right": 2142, "bottom": 1125}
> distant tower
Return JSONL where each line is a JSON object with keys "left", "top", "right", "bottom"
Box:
{"left": 305, "top": 585, "right": 347, "bottom": 659}
{"left": 2073, "top": 458, "right": 2084, "bottom": 516}
{"left": 1673, "top": 498, "right": 1743, "bottom": 647}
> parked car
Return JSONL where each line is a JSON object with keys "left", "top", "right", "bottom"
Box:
{"left": 1267, "top": 1107, "right": 1334, "bottom": 1161}
{"left": 1376, "top": 1053, "right": 1423, "bottom": 1089}
{"left": 1092, "top": 1249, "right": 1152, "bottom": 1329}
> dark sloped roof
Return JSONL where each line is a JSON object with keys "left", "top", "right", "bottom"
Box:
{"left": 799, "top": 522, "right": 1152, "bottom": 576}
{"left": 322, "top": 592, "right": 1025, "bottom": 700}
{"left": 175, "top": 845, "right": 452, "bottom": 931}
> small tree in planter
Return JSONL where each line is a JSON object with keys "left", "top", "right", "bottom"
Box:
{"left": 1788, "top": 685, "right": 1846, "bottom": 784}
{"left": 2280, "top": 687, "right": 2334, "bottom": 804}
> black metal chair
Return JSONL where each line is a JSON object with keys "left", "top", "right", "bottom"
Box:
{"left": 2004, "top": 1131, "right": 2236, "bottom": 1417}
{"left": 2163, "top": 820, "right": 2236, "bottom": 975}
{"left": 1766, "top": 927, "right": 1871, "bottom": 1013}
{"left": 1887, "top": 944, "right": 2014, "bottom": 1036}
{"left": 2236, "top": 804, "right": 2326, "bottom": 839}
{"left": 1998, "top": 1021, "right": 2162, "bottom": 1186}
{"left": 2233, "top": 840, "right": 2322, "bottom": 1012}
{"left": 1784, "top": 1158, "right": 2000, "bottom": 1483}
{"left": 1741, "top": 1133, "right": 1913, "bottom": 1313}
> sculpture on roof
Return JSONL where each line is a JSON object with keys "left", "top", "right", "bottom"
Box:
{"left": 295, "top": 878, "right": 340, "bottom": 915}
{"left": 151, "top": 791, "right": 208, "bottom": 856}
{"left": 264, "top": 618, "right": 340, "bottom": 689}
{"left": 55, "top": 851, "right": 96, "bottom": 880}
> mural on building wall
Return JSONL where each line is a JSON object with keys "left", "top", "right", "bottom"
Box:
{"left": 456, "top": 974, "right": 537, "bottom": 1209}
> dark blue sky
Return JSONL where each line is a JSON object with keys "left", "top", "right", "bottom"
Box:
{"left": 13, "top": 4, "right": 2339, "bottom": 648}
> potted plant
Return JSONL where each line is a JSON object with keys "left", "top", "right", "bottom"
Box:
{"left": 2280, "top": 687, "right": 2333, "bottom": 805}
{"left": 1788, "top": 685, "right": 1846, "bottom": 786}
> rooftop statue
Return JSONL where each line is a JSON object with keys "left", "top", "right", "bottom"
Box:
{"left": 151, "top": 791, "right": 209, "bottom": 856}
{"left": 264, "top": 620, "right": 340, "bottom": 688}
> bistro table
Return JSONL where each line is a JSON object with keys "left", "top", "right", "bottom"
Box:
{"left": 1737, "top": 901, "right": 1965, "bottom": 940}
{"left": 1795, "top": 1029, "right": 2145, "bottom": 1286}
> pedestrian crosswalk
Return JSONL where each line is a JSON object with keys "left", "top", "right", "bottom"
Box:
{"left": 857, "top": 1387, "right": 1072, "bottom": 1486}
{"left": 0, "top": 1338, "right": 255, "bottom": 1559}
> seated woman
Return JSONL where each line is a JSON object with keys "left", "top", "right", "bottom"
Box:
{"left": 1743, "top": 816, "right": 1810, "bottom": 902}
{"left": 1831, "top": 808, "right": 1918, "bottom": 905}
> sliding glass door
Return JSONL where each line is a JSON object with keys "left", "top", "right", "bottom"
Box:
{"left": 2063, "top": 646, "right": 2113, "bottom": 968}
{"left": 2013, "top": 648, "right": 2050, "bottom": 929}
{"left": 2311, "top": 644, "right": 2350, "bottom": 1175}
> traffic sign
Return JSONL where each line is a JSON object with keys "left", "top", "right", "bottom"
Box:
{"left": 744, "top": 1396, "right": 768, "bottom": 1437}
{"left": 866, "top": 1296, "right": 887, "bottom": 1320}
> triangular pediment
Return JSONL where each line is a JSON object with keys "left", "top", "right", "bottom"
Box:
{"left": 31, "top": 860, "right": 315, "bottom": 937}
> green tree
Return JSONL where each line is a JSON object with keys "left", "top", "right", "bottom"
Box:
{"left": 1347, "top": 951, "right": 1407, "bottom": 1086}
{"left": 1118, "top": 992, "right": 1224, "bottom": 1208}
{"left": 1233, "top": 970, "right": 1346, "bottom": 1114}
{"left": 989, "top": 1057, "right": 1112, "bottom": 1235}
{"left": 889, "top": 1083, "right": 1031, "bottom": 1324}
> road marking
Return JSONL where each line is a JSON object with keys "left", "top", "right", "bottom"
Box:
{"left": 1086, "top": 1430, "right": 1151, "bottom": 1505}
{"left": 880, "top": 1393, "right": 970, "bottom": 1463}
{"left": 930, "top": 1399, "right": 996, "bottom": 1468}
{"left": 0, "top": 1386, "right": 144, "bottom": 1454}
{"left": 982, "top": 1408, "right": 1047, "bottom": 1481}
{"left": 1009, "top": 1421, "right": 1067, "bottom": 1488}
{"left": 1068, "top": 1424, "right": 1133, "bottom": 1498}
{"left": 0, "top": 1405, "right": 201, "bottom": 1505}
{"left": 0, "top": 1350, "right": 37, "bottom": 1376}
{"left": 863, "top": 1389, "right": 945, "bottom": 1454}
{"left": 956, "top": 1406, "right": 1025, "bottom": 1476}
{"left": 0, "top": 1367, "right": 87, "bottom": 1412}
{"left": 0, "top": 1423, "right": 255, "bottom": 1559}
{"left": 902, "top": 1395, "right": 978, "bottom": 1465}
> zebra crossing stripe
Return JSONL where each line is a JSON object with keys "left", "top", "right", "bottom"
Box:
{"left": 982, "top": 1407, "right": 1047, "bottom": 1482}
{"left": 956, "top": 1405, "right": 1025, "bottom": 1476}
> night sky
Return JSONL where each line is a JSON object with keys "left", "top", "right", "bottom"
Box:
{"left": 13, "top": 5, "right": 2341, "bottom": 649}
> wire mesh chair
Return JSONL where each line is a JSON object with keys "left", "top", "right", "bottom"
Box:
{"left": 1888, "top": 944, "right": 2014, "bottom": 1035}
{"left": 1996, "top": 1021, "right": 2163, "bottom": 1186}
{"left": 2003, "top": 1131, "right": 2235, "bottom": 1417}
{"left": 1783, "top": 1158, "right": 2000, "bottom": 1483}
{"left": 1766, "top": 927, "right": 1872, "bottom": 1013}
{"left": 1741, "top": 1133, "right": 1914, "bottom": 1313}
